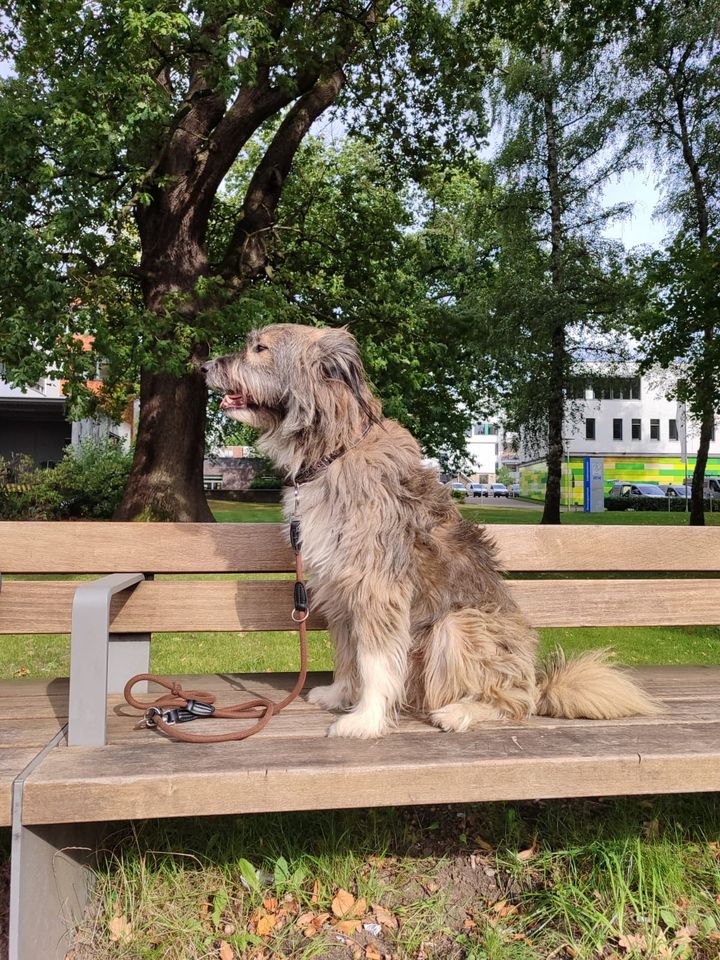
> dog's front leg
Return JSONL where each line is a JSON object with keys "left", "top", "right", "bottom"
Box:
{"left": 328, "top": 601, "right": 411, "bottom": 739}
{"left": 307, "top": 620, "right": 356, "bottom": 711}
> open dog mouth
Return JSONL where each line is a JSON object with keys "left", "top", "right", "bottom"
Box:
{"left": 220, "top": 393, "right": 254, "bottom": 410}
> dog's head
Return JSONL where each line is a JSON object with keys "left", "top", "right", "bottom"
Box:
{"left": 202, "top": 324, "right": 381, "bottom": 470}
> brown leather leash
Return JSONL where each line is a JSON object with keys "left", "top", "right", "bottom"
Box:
{"left": 123, "top": 519, "right": 309, "bottom": 743}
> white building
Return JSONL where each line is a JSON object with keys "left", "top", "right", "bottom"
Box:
{"left": 518, "top": 368, "right": 720, "bottom": 502}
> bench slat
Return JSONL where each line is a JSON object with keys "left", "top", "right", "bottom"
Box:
{"left": 3, "top": 522, "right": 719, "bottom": 573}
{"left": 21, "top": 718, "right": 720, "bottom": 824}
{"left": 2, "top": 577, "right": 720, "bottom": 633}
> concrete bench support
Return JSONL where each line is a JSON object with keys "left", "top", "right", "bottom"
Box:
{"left": 69, "top": 573, "right": 145, "bottom": 746}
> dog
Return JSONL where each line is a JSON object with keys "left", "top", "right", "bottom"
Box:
{"left": 202, "top": 324, "right": 658, "bottom": 738}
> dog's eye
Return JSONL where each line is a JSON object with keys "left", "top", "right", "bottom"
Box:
{"left": 253, "top": 344, "right": 268, "bottom": 353}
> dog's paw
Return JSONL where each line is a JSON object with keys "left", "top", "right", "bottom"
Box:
{"left": 430, "top": 701, "right": 501, "bottom": 732}
{"left": 327, "top": 711, "right": 389, "bottom": 739}
{"left": 306, "top": 683, "right": 352, "bottom": 712}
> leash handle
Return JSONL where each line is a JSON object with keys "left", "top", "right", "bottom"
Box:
{"left": 123, "top": 547, "right": 309, "bottom": 743}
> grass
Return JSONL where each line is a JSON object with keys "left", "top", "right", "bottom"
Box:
{"left": 207, "top": 497, "right": 720, "bottom": 526}
{"left": 3, "top": 500, "right": 720, "bottom": 960}
{"left": 3, "top": 625, "right": 720, "bottom": 681}
{"left": 70, "top": 796, "right": 720, "bottom": 959}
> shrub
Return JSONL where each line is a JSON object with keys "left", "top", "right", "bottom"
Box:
{"left": 604, "top": 495, "right": 713, "bottom": 512}
{"left": 0, "top": 439, "right": 132, "bottom": 519}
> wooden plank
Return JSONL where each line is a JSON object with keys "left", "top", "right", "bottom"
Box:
{"left": 0, "top": 580, "right": 326, "bottom": 634}
{"left": 1, "top": 522, "right": 293, "bottom": 573}
{"left": 0, "top": 749, "right": 41, "bottom": 827}
{"left": 4, "top": 576, "right": 720, "bottom": 634}
{"left": 21, "top": 719, "right": 720, "bottom": 824}
{"left": 492, "top": 525, "right": 720, "bottom": 572}
{"left": 510, "top": 579, "right": 720, "bottom": 627}
{"left": 3, "top": 522, "right": 720, "bottom": 574}
{"left": 0, "top": 719, "right": 67, "bottom": 747}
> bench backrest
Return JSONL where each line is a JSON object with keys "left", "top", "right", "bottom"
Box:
{"left": 1, "top": 521, "right": 719, "bottom": 634}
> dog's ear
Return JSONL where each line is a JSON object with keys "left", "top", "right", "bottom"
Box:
{"left": 315, "top": 328, "right": 380, "bottom": 423}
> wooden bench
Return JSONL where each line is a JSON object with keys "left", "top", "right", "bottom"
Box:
{"left": 2, "top": 520, "right": 720, "bottom": 959}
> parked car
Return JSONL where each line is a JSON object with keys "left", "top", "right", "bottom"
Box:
{"left": 447, "top": 481, "right": 470, "bottom": 497}
{"left": 510, "top": 483, "right": 521, "bottom": 497}
{"left": 608, "top": 482, "right": 666, "bottom": 498}
{"left": 490, "top": 483, "right": 509, "bottom": 498}
{"left": 662, "top": 483, "right": 692, "bottom": 498}
{"left": 466, "top": 482, "right": 489, "bottom": 497}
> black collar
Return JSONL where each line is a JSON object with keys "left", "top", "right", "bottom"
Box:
{"left": 289, "top": 422, "right": 373, "bottom": 486}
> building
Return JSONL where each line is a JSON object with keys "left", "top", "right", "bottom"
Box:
{"left": 0, "top": 355, "right": 133, "bottom": 469}
{"left": 519, "top": 370, "right": 720, "bottom": 503}
{"left": 463, "top": 422, "right": 519, "bottom": 483}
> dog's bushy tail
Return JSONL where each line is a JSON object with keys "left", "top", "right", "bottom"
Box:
{"left": 535, "top": 648, "right": 660, "bottom": 720}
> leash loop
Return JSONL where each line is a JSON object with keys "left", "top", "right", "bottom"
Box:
{"left": 123, "top": 531, "right": 309, "bottom": 744}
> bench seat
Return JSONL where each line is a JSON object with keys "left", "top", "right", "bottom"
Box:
{"left": 4, "top": 667, "right": 720, "bottom": 828}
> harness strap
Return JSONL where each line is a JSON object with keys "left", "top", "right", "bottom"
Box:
{"left": 123, "top": 547, "right": 309, "bottom": 743}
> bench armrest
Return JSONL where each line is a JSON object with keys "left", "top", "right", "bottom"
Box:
{"left": 68, "top": 573, "right": 145, "bottom": 747}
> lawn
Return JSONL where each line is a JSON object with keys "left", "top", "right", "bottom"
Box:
{"left": 209, "top": 497, "right": 720, "bottom": 526}
{"left": 2, "top": 502, "right": 719, "bottom": 960}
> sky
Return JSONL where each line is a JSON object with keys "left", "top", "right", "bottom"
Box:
{"left": 602, "top": 167, "right": 667, "bottom": 250}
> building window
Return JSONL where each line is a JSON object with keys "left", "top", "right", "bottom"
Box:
{"left": 632, "top": 418, "right": 641, "bottom": 440}
{"left": 613, "top": 418, "right": 623, "bottom": 441}
{"left": 650, "top": 419, "right": 660, "bottom": 440}
{"left": 585, "top": 418, "right": 596, "bottom": 440}
{"left": 669, "top": 419, "right": 678, "bottom": 441}
{"left": 712, "top": 422, "right": 716, "bottom": 442}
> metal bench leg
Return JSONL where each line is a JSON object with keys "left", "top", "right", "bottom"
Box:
{"left": 69, "top": 573, "right": 144, "bottom": 746}
{"left": 10, "top": 821, "right": 101, "bottom": 960}
{"left": 108, "top": 632, "right": 151, "bottom": 694}
{"left": 9, "top": 727, "right": 102, "bottom": 960}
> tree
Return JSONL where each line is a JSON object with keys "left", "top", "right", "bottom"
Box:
{"left": 474, "top": 17, "right": 634, "bottom": 524}
{"left": 622, "top": 0, "right": 720, "bottom": 524}
{"left": 209, "top": 138, "right": 497, "bottom": 462}
{"left": 0, "top": 0, "right": 487, "bottom": 519}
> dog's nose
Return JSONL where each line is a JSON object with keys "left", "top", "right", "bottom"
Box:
{"left": 199, "top": 361, "right": 213, "bottom": 377}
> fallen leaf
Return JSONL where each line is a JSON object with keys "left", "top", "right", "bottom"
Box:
{"left": 492, "top": 900, "right": 518, "bottom": 917}
{"left": 332, "top": 889, "right": 356, "bottom": 918}
{"left": 263, "top": 897, "right": 278, "bottom": 911}
{"left": 517, "top": 847, "right": 535, "bottom": 861}
{"left": 14, "top": 667, "right": 29, "bottom": 677}
{"left": 463, "top": 918, "right": 476, "bottom": 929}
{"left": 673, "top": 924, "right": 698, "bottom": 947}
{"left": 296, "top": 912, "right": 316, "bottom": 927}
{"left": 256, "top": 914, "right": 276, "bottom": 937}
{"left": 311, "top": 879, "right": 320, "bottom": 903}
{"left": 372, "top": 904, "right": 398, "bottom": 929}
{"left": 108, "top": 916, "right": 132, "bottom": 944}
{"left": 354, "top": 897, "right": 367, "bottom": 916}
{"left": 474, "top": 835, "right": 494, "bottom": 852}
{"left": 365, "top": 948, "right": 382, "bottom": 960}
{"left": 618, "top": 933, "right": 647, "bottom": 953}
{"left": 219, "top": 941, "right": 234, "bottom": 960}
{"left": 335, "top": 919, "right": 362, "bottom": 935}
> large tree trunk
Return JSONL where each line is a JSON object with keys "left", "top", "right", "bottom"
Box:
{"left": 542, "top": 324, "right": 566, "bottom": 525}
{"left": 115, "top": 361, "right": 214, "bottom": 522}
{"left": 540, "top": 46, "right": 565, "bottom": 526}
{"left": 672, "top": 55, "right": 713, "bottom": 526}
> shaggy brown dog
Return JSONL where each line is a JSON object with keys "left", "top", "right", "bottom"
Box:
{"left": 203, "top": 324, "right": 658, "bottom": 738}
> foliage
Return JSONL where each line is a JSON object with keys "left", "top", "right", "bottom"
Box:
{"left": 604, "top": 495, "right": 712, "bottom": 512}
{"left": 632, "top": 239, "right": 720, "bottom": 418}
{"left": 621, "top": 0, "right": 720, "bottom": 524}
{"left": 496, "top": 465, "right": 514, "bottom": 485}
{"left": 208, "top": 138, "right": 498, "bottom": 462}
{"left": 0, "top": 439, "right": 132, "bottom": 520}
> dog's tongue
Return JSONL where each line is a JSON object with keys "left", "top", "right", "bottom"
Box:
{"left": 220, "top": 394, "right": 246, "bottom": 410}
